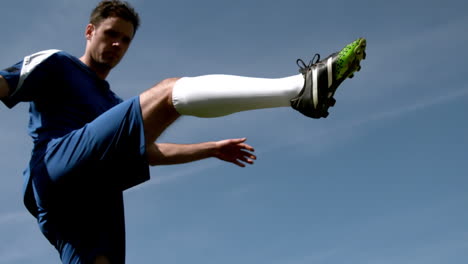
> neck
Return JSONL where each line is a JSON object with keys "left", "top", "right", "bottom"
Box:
{"left": 79, "top": 55, "right": 111, "bottom": 80}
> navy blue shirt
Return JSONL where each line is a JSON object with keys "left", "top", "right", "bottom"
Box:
{"left": 1, "top": 50, "right": 123, "bottom": 144}
{"left": 1, "top": 50, "right": 149, "bottom": 217}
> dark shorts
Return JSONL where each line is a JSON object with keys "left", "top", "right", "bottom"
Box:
{"left": 27, "top": 96, "right": 150, "bottom": 264}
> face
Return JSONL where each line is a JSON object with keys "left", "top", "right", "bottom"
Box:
{"left": 85, "top": 16, "right": 134, "bottom": 69}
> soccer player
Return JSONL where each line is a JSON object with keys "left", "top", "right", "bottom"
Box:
{"left": 0, "top": 1, "right": 366, "bottom": 263}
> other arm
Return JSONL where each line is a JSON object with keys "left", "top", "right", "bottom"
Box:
{"left": 0, "top": 75, "right": 9, "bottom": 99}
{"left": 147, "top": 138, "right": 256, "bottom": 167}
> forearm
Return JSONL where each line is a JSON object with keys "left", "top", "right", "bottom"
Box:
{"left": 147, "top": 142, "right": 216, "bottom": 166}
{"left": 0, "top": 75, "right": 9, "bottom": 99}
{"left": 147, "top": 138, "right": 256, "bottom": 167}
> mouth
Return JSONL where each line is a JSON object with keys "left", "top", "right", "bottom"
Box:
{"left": 103, "top": 51, "right": 120, "bottom": 60}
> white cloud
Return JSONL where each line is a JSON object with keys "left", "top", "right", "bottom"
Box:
{"left": 346, "top": 87, "right": 468, "bottom": 128}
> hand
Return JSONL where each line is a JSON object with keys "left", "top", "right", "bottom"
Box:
{"left": 0, "top": 75, "right": 10, "bottom": 99}
{"left": 214, "top": 138, "right": 256, "bottom": 167}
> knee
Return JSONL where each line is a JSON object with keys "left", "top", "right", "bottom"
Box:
{"left": 152, "top": 77, "right": 180, "bottom": 94}
{"left": 161, "top": 77, "right": 180, "bottom": 86}
{"left": 141, "top": 77, "right": 180, "bottom": 105}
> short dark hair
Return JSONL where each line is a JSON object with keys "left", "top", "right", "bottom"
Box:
{"left": 90, "top": 0, "right": 140, "bottom": 34}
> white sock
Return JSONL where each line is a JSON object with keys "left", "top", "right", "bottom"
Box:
{"left": 172, "top": 74, "right": 304, "bottom": 117}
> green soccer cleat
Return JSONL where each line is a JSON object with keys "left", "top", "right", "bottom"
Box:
{"left": 291, "top": 38, "right": 367, "bottom": 118}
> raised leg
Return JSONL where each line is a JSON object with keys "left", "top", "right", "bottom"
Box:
{"left": 139, "top": 77, "right": 181, "bottom": 144}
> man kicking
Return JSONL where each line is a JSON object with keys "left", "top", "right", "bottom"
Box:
{"left": 0, "top": 1, "right": 366, "bottom": 263}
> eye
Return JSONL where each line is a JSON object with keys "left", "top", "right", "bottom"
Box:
{"left": 122, "top": 36, "right": 131, "bottom": 45}
{"left": 104, "top": 30, "right": 119, "bottom": 38}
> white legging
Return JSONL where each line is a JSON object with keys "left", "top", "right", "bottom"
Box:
{"left": 172, "top": 74, "right": 304, "bottom": 117}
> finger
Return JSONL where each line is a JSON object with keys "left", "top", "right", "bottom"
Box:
{"left": 240, "top": 150, "right": 256, "bottom": 160}
{"left": 238, "top": 143, "right": 255, "bottom": 152}
{"left": 241, "top": 157, "right": 255, "bottom": 164}
{"left": 231, "top": 137, "right": 247, "bottom": 143}
{"left": 237, "top": 154, "right": 255, "bottom": 164}
{"left": 233, "top": 160, "right": 246, "bottom": 167}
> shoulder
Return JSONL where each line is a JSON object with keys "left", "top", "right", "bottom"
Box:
{"left": 19, "top": 49, "right": 68, "bottom": 74}
{"left": 20, "top": 50, "right": 90, "bottom": 80}
{"left": 24, "top": 49, "right": 62, "bottom": 65}
{"left": 23, "top": 50, "right": 84, "bottom": 68}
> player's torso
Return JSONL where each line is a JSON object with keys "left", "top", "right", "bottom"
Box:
{"left": 28, "top": 52, "right": 122, "bottom": 144}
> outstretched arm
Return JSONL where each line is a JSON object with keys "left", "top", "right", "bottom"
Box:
{"left": 0, "top": 75, "right": 9, "bottom": 99}
{"left": 147, "top": 138, "right": 256, "bottom": 167}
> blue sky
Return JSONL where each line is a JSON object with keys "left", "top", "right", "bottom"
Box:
{"left": 1, "top": 0, "right": 467, "bottom": 263}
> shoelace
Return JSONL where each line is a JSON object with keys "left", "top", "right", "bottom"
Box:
{"left": 296, "top": 53, "right": 320, "bottom": 74}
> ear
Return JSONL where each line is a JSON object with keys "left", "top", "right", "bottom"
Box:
{"left": 85, "top": 24, "right": 95, "bottom": 40}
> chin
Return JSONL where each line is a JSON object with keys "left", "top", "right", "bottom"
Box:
{"left": 98, "top": 59, "right": 119, "bottom": 69}
{"left": 105, "top": 58, "right": 122, "bottom": 68}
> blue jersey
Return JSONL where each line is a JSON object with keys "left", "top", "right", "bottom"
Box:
{"left": 1, "top": 50, "right": 149, "bottom": 217}
{"left": 1, "top": 50, "right": 122, "bottom": 144}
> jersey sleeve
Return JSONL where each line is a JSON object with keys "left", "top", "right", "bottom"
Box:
{"left": 0, "top": 49, "right": 61, "bottom": 108}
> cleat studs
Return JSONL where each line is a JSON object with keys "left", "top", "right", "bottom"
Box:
{"left": 359, "top": 38, "right": 366, "bottom": 46}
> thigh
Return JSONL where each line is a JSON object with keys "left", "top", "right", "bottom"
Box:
{"left": 43, "top": 96, "right": 149, "bottom": 188}
{"left": 138, "top": 77, "right": 180, "bottom": 143}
